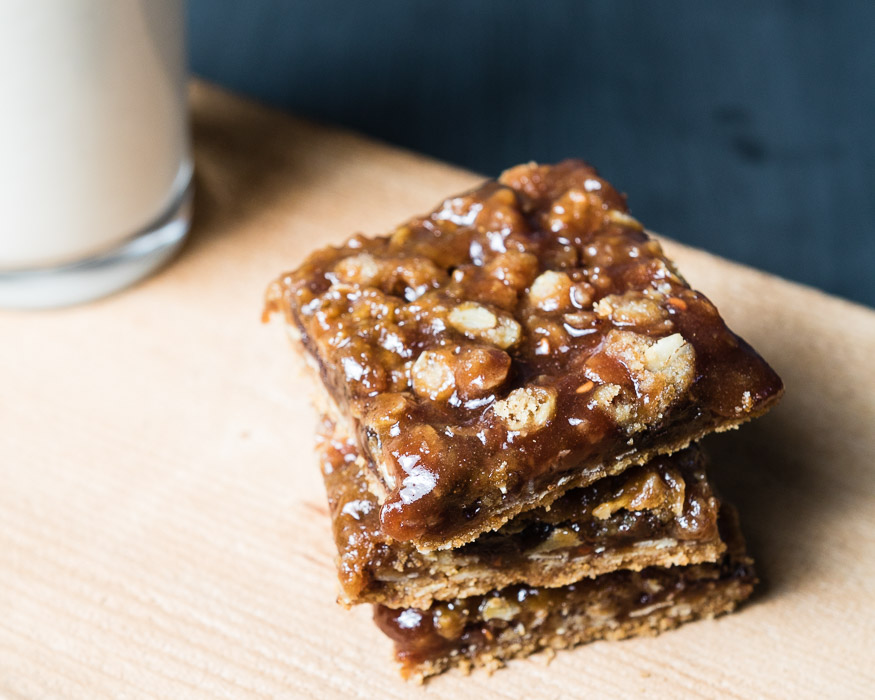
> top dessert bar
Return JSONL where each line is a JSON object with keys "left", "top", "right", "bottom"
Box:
{"left": 265, "top": 160, "right": 783, "bottom": 551}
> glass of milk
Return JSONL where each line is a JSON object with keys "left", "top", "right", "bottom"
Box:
{"left": 0, "top": 0, "right": 193, "bottom": 308}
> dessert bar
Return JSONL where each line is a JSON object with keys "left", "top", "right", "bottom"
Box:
{"left": 373, "top": 508, "right": 755, "bottom": 681}
{"left": 318, "top": 417, "right": 726, "bottom": 609}
{"left": 265, "top": 160, "right": 783, "bottom": 551}
{"left": 265, "top": 160, "right": 780, "bottom": 680}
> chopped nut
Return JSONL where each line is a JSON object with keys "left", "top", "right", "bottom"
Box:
{"left": 606, "top": 209, "right": 644, "bottom": 230}
{"left": 523, "top": 315, "right": 568, "bottom": 353}
{"left": 594, "top": 291, "right": 669, "bottom": 328}
{"left": 454, "top": 346, "right": 511, "bottom": 399}
{"left": 575, "top": 380, "right": 594, "bottom": 394}
{"left": 591, "top": 501, "right": 614, "bottom": 520}
{"left": 591, "top": 331, "right": 695, "bottom": 432}
{"left": 362, "top": 392, "right": 408, "bottom": 429}
{"left": 589, "top": 383, "right": 635, "bottom": 427}
{"left": 389, "top": 225, "right": 411, "bottom": 248}
{"left": 570, "top": 282, "right": 595, "bottom": 308}
{"left": 545, "top": 187, "right": 603, "bottom": 232}
{"left": 590, "top": 382, "right": 620, "bottom": 404}
{"left": 332, "top": 252, "right": 445, "bottom": 302}
{"left": 563, "top": 311, "right": 598, "bottom": 331}
{"left": 530, "top": 527, "right": 581, "bottom": 554}
{"left": 410, "top": 346, "right": 511, "bottom": 401}
{"left": 389, "top": 362, "right": 412, "bottom": 391}
{"left": 592, "top": 467, "right": 683, "bottom": 520}
{"left": 484, "top": 250, "right": 539, "bottom": 291}
{"left": 493, "top": 385, "right": 557, "bottom": 433}
{"left": 448, "top": 302, "right": 522, "bottom": 349}
{"left": 433, "top": 605, "right": 468, "bottom": 640}
{"left": 449, "top": 301, "right": 496, "bottom": 331}
{"left": 479, "top": 596, "right": 522, "bottom": 622}
{"left": 332, "top": 253, "right": 383, "bottom": 286}
{"left": 484, "top": 315, "right": 522, "bottom": 348}
{"left": 336, "top": 346, "right": 389, "bottom": 395}
{"left": 643, "top": 333, "right": 690, "bottom": 373}
{"left": 542, "top": 243, "right": 578, "bottom": 270}
{"left": 433, "top": 194, "right": 483, "bottom": 227}
{"left": 384, "top": 424, "right": 445, "bottom": 505}
{"left": 475, "top": 187, "right": 527, "bottom": 236}
{"left": 528, "top": 270, "right": 573, "bottom": 312}
{"left": 411, "top": 350, "right": 456, "bottom": 401}
{"left": 394, "top": 258, "right": 446, "bottom": 301}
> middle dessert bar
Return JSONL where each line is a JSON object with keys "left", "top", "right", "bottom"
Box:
{"left": 318, "top": 417, "right": 727, "bottom": 609}
{"left": 265, "top": 160, "right": 783, "bottom": 551}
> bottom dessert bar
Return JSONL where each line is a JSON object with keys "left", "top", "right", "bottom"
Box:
{"left": 373, "top": 509, "right": 755, "bottom": 681}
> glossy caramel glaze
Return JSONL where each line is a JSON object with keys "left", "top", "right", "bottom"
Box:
{"left": 266, "top": 161, "right": 783, "bottom": 548}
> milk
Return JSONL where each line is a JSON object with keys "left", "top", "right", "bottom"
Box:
{"left": 0, "top": 0, "right": 192, "bottom": 305}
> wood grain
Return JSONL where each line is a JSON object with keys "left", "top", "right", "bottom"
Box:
{"left": 1, "top": 82, "right": 873, "bottom": 699}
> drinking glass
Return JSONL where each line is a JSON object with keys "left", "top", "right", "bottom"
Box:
{"left": 0, "top": 0, "right": 193, "bottom": 308}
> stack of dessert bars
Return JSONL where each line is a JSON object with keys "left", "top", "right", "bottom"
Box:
{"left": 265, "top": 161, "right": 782, "bottom": 680}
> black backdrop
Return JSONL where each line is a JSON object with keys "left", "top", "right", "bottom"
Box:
{"left": 188, "top": 0, "right": 875, "bottom": 307}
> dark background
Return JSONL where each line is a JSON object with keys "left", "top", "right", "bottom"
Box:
{"left": 187, "top": 0, "right": 874, "bottom": 307}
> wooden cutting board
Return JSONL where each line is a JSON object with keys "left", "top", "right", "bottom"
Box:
{"left": 2, "top": 82, "right": 873, "bottom": 699}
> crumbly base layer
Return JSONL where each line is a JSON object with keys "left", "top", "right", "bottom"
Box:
{"left": 375, "top": 508, "right": 754, "bottom": 681}
{"left": 395, "top": 574, "right": 752, "bottom": 682}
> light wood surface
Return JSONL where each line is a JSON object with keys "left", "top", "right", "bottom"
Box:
{"left": 2, "top": 83, "right": 873, "bottom": 699}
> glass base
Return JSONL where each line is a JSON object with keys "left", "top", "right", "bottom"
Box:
{"left": 0, "top": 179, "right": 193, "bottom": 310}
